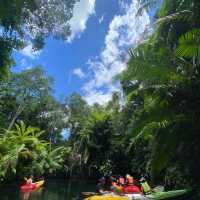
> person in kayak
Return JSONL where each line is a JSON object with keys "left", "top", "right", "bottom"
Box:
{"left": 118, "top": 175, "right": 125, "bottom": 186}
{"left": 140, "top": 177, "right": 152, "bottom": 194}
{"left": 126, "top": 174, "right": 134, "bottom": 185}
{"left": 110, "top": 177, "right": 117, "bottom": 191}
{"left": 110, "top": 177, "right": 123, "bottom": 194}
{"left": 24, "top": 175, "right": 36, "bottom": 188}
{"left": 24, "top": 175, "right": 33, "bottom": 184}
{"left": 123, "top": 175, "right": 141, "bottom": 194}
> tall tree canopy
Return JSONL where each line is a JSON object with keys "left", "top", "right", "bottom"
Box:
{"left": 0, "top": 0, "right": 77, "bottom": 77}
{"left": 0, "top": 67, "right": 66, "bottom": 143}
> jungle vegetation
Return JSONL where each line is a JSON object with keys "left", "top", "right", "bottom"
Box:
{"left": 0, "top": 0, "right": 200, "bottom": 199}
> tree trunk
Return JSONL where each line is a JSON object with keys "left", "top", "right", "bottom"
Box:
{"left": 8, "top": 103, "right": 25, "bottom": 131}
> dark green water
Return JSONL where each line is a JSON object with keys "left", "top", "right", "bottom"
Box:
{"left": 0, "top": 180, "right": 192, "bottom": 200}
{"left": 0, "top": 180, "right": 96, "bottom": 200}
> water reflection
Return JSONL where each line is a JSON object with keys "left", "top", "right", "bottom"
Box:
{"left": 20, "top": 188, "right": 43, "bottom": 200}
{"left": 21, "top": 191, "right": 31, "bottom": 200}
{"left": 0, "top": 180, "right": 96, "bottom": 200}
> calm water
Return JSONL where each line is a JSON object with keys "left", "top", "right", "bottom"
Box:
{"left": 0, "top": 180, "right": 192, "bottom": 200}
{"left": 0, "top": 179, "right": 96, "bottom": 200}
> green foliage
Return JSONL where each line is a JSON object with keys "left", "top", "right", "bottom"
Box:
{"left": 0, "top": 0, "right": 77, "bottom": 78}
{"left": 126, "top": 43, "right": 185, "bottom": 86}
{"left": 0, "top": 143, "right": 24, "bottom": 179}
{"left": 176, "top": 29, "right": 200, "bottom": 65}
{"left": 76, "top": 108, "right": 113, "bottom": 170}
{"left": 0, "top": 121, "right": 66, "bottom": 181}
{"left": 0, "top": 38, "right": 16, "bottom": 79}
{"left": 118, "top": 0, "right": 200, "bottom": 192}
{"left": 0, "top": 67, "right": 66, "bottom": 143}
{"left": 0, "top": 0, "right": 77, "bottom": 42}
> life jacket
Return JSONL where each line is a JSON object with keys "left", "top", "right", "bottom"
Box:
{"left": 141, "top": 181, "right": 151, "bottom": 194}
{"left": 123, "top": 185, "right": 141, "bottom": 194}
{"left": 127, "top": 176, "right": 134, "bottom": 185}
{"left": 119, "top": 177, "right": 125, "bottom": 185}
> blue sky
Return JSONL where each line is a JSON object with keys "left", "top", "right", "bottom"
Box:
{"left": 13, "top": 0, "right": 150, "bottom": 105}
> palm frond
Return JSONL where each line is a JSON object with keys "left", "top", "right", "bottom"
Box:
{"left": 126, "top": 46, "right": 185, "bottom": 85}
{"left": 155, "top": 10, "right": 192, "bottom": 25}
{"left": 175, "top": 29, "right": 200, "bottom": 64}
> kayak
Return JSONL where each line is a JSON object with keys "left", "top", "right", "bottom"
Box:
{"left": 82, "top": 192, "right": 100, "bottom": 198}
{"left": 85, "top": 195, "right": 127, "bottom": 200}
{"left": 146, "top": 189, "right": 189, "bottom": 200}
{"left": 20, "top": 180, "right": 45, "bottom": 192}
{"left": 84, "top": 189, "right": 189, "bottom": 200}
{"left": 20, "top": 180, "right": 45, "bottom": 191}
{"left": 123, "top": 185, "right": 141, "bottom": 194}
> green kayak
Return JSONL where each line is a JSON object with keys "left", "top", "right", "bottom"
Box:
{"left": 145, "top": 189, "right": 190, "bottom": 200}
{"left": 84, "top": 189, "right": 190, "bottom": 200}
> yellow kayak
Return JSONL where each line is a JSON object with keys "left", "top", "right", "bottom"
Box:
{"left": 35, "top": 180, "right": 45, "bottom": 188}
{"left": 85, "top": 195, "right": 128, "bottom": 200}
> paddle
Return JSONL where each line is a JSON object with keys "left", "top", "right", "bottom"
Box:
{"left": 82, "top": 192, "right": 100, "bottom": 197}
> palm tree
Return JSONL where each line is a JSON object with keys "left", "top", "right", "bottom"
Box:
{"left": 0, "top": 142, "right": 24, "bottom": 179}
{"left": 176, "top": 29, "right": 200, "bottom": 66}
{"left": 0, "top": 122, "right": 47, "bottom": 179}
{"left": 44, "top": 146, "right": 66, "bottom": 173}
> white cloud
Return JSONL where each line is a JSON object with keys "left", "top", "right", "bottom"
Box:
{"left": 84, "top": 90, "right": 112, "bottom": 105}
{"left": 82, "top": 0, "right": 150, "bottom": 105}
{"left": 19, "top": 58, "right": 33, "bottom": 70}
{"left": 98, "top": 15, "right": 105, "bottom": 24}
{"left": 84, "top": 87, "right": 120, "bottom": 106}
{"left": 73, "top": 68, "right": 86, "bottom": 78}
{"left": 20, "top": 43, "right": 41, "bottom": 59}
{"left": 20, "top": 58, "right": 28, "bottom": 68}
{"left": 68, "top": 0, "right": 96, "bottom": 42}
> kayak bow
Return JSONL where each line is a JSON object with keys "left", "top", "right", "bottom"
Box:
{"left": 146, "top": 189, "right": 189, "bottom": 200}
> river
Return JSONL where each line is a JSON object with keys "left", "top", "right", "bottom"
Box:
{"left": 0, "top": 179, "right": 192, "bottom": 200}
{"left": 0, "top": 179, "right": 96, "bottom": 200}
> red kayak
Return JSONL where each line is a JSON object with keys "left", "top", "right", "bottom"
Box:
{"left": 123, "top": 185, "right": 141, "bottom": 194}
{"left": 21, "top": 183, "right": 36, "bottom": 191}
{"left": 20, "top": 180, "right": 44, "bottom": 192}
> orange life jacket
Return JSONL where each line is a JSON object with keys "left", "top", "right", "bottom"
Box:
{"left": 127, "top": 176, "right": 134, "bottom": 185}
